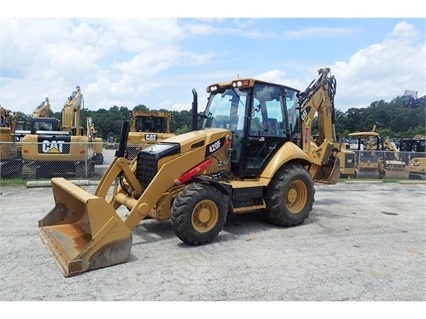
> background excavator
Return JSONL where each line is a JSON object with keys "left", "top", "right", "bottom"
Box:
{"left": 33, "top": 97, "right": 51, "bottom": 118}
{"left": 27, "top": 97, "right": 57, "bottom": 134}
{"left": 348, "top": 125, "right": 408, "bottom": 179}
{"left": 14, "top": 97, "right": 52, "bottom": 158}
{"left": 126, "top": 110, "right": 175, "bottom": 160}
{"left": 0, "top": 106, "right": 23, "bottom": 178}
{"left": 21, "top": 86, "right": 96, "bottom": 179}
{"left": 38, "top": 68, "right": 340, "bottom": 277}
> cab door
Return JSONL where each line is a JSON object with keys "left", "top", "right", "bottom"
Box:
{"left": 238, "top": 82, "right": 298, "bottom": 178}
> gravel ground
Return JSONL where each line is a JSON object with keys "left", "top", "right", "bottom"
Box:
{"left": 1, "top": 171, "right": 425, "bottom": 317}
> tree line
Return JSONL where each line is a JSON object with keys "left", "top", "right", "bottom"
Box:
{"left": 15, "top": 94, "right": 425, "bottom": 141}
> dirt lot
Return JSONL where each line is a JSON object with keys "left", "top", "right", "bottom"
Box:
{"left": 0, "top": 179, "right": 425, "bottom": 317}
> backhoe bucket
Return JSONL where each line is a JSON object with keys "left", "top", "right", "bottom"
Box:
{"left": 314, "top": 158, "right": 341, "bottom": 184}
{"left": 38, "top": 177, "right": 132, "bottom": 277}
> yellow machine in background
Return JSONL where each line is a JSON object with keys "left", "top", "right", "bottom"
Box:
{"left": 38, "top": 68, "right": 340, "bottom": 277}
{"left": 87, "top": 117, "right": 104, "bottom": 165}
{"left": 14, "top": 119, "right": 31, "bottom": 157}
{"left": 14, "top": 97, "right": 52, "bottom": 158}
{"left": 399, "top": 135, "right": 426, "bottom": 179}
{"left": 349, "top": 126, "right": 408, "bottom": 179}
{"left": 0, "top": 106, "right": 23, "bottom": 178}
{"left": 126, "top": 110, "right": 175, "bottom": 160}
{"left": 21, "top": 86, "right": 96, "bottom": 179}
{"left": 106, "top": 136, "right": 117, "bottom": 149}
{"left": 405, "top": 157, "right": 426, "bottom": 179}
{"left": 336, "top": 141, "right": 357, "bottom": 178}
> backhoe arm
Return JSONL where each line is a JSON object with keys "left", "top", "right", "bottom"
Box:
{"left": 298, "top": 68, "right": 339, "bottom": 183}
{"left": 298, "top": 67, "right": 337, "bottom": 153}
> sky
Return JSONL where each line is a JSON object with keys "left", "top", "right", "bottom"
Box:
{"left": 1, "top": 1, "right": 425, "bottom": 117}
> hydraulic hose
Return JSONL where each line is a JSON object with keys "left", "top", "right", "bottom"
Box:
{"left": 115, "top": 120, "right": 130, "bottom": 158}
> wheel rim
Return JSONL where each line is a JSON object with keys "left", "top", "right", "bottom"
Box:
{"left": 286, "top": 180, "right": 308, "bottom": 214}
{"left": 191, "top": 199, "right": 219, "bottom": 233}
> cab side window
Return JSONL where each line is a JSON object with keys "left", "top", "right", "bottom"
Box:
{"left": 250, "top": 83, "right": 284, "bottom": 137}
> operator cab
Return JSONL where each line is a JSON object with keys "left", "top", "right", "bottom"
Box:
{"left": 134, "top": 116, "right": 167, "bottom": 133}
{"left": 30, "top": 117, "right": 64, "bottom": 135}
{"left": 202, "top": 79, "right": 300, "bottom": 178}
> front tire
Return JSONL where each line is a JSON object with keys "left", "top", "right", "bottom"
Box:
{"left": 263, "top": 163, "right": 315, "bottom": 226}
{"left": 171, "top": 183, "right": 227, "bottom": 245}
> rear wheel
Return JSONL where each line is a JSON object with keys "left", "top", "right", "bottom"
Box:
{"left": 171, "top": 183, "right": 227, "bottom": 245}
{"left": 263, "top": 163, "right": 315, "bottom": 226}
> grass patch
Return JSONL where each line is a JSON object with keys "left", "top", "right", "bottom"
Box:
{"left": 0, "top": 178, "right": 28, "bottom": 187}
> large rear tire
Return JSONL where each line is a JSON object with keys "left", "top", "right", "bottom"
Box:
{"left": 263, "top": 163, "right": 315, "bottom": 226}
{"left": 171, "top": 183, "right": 227, "bottom": 245}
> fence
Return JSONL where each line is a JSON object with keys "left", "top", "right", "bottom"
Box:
{"left": 1, "top": 141, "right": 425, "bottom": 181}
{"left": 340, "top": 148, "right": 425, "bottom": 180}
{"left": 0, "top": 141, "right": 105, "bottom": 180}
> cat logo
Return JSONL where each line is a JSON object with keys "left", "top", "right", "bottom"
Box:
{"left": 37, "top": 136, "right": 71, "bottom": 154}
{"left": 42, "top": 140, "right": 65, "bottom": 153}
{"left": 145, "top": 134, "right": 158, "bottom": 141}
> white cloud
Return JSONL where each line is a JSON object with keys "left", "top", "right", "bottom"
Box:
{"left": 282, "top": 26, "right": 359, "bottom": 39}
{"left": 0, "top": 19, "right": 424, "bottom": 116}
{"left": 331, "top": 22, "right": 425, "bottom": 110}
{"left": 0, "top": 18, "right": 207, "bottom": 112}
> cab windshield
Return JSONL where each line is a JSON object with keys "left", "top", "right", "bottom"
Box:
{"left": 135, "top": 117, "right": 165, "bottom": 132}
{"left": 203, "top": 87, "right": 247, "bottom": 131}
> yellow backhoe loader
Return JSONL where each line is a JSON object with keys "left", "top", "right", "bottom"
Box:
{"left": 38, "top": 68, "right": 340, "bottom": 277}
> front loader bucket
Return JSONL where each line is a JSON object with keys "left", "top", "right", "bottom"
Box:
{"left": 38, "top": 177, "right": 132, "bottom": 277}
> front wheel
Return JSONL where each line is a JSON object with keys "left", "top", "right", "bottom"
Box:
{"left": 171, "top": 183, "right": 227, "bottom": 245}
{"left": 263, "top": 163, "right": 315, "bottom": 226}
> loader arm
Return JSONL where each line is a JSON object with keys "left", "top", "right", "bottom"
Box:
{"left": 114, "top": 134, "right": 229, "bottom": 229}
{"left": 94, "top": 120, "right": 143, "bottom": 201}
{"left": 94, "top": 156, "right": 142, "bottom": 201}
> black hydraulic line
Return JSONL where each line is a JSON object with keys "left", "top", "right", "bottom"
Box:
{"left": 115, "top": 120, "right": 130, "bottom": 158}
{"left": 328, "top": 76, "right": 337, "bottom": 124}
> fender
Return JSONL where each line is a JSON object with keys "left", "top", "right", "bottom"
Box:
{"left": 260, "top": 141, "right": 311, "bottom": 181}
